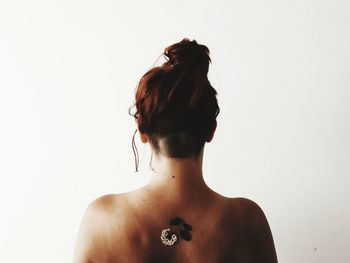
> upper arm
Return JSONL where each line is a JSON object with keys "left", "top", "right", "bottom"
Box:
{"left": 240, "top": 198, "right": 278, "bottom": 263}
{"left": 73, "top": 195, "right": 114, "bottom": 263}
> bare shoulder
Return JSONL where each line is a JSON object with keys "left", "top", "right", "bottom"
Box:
{"left": 225, "top": 197, "right": 278, "bottom": 263}
{"left": 73, "top": 194, "right": 126, "bottom": 263}
{"left": 79, "top": 194, "right": 122, "bottom": 230}
{"left": 229, "top": 197, "right": 269, "bottom": 221}
{"left": 86, "top": 194, "right": 122, "bottom": 215}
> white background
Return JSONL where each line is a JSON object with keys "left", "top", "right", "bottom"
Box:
{"left": 0, "top": 0, "right": 349, "bottom": 262}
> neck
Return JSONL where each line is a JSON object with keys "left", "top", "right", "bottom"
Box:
{"left": 145, "top": 149, "right": 210, "bottom": 202}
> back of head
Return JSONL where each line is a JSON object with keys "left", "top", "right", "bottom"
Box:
{"left": 131, "top": 38, "right": 220, "bottom": 158}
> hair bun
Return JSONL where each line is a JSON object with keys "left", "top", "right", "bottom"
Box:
{"left": 164, "top": 38, "right": 211, "bottom": 67}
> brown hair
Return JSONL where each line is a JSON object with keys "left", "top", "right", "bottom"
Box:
{"left": 130, "top": 38, "right": 219, "bottom": 160}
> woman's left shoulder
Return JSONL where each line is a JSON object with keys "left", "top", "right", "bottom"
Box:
{"left": 87, "top": 194, "right": 119, "bottom": 212}
{"left": 73, "top": 194, "right": 129, "bottom": 262}
{"left": 78, "top": 194, "right": 122, "bottom": 234}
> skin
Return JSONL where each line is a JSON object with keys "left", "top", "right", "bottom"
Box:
{"left": 73, "top": 124, "right": 278, "bottom": 263}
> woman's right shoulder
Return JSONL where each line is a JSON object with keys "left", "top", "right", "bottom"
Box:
{"left": 224, "top": 197, "right": 269, "bottom": 225}
{"left": 224, "top": 197, "right": 278, "bottom": 263}
{"left": 232, "top": 196, "right": 263, "bottom": 209}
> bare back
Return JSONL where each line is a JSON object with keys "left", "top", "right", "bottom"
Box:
{"left": 73, "top": 38, "right": 277, "bottom": 263}
{"left": 74, "top": 188, "right": 277, "bottom": 263}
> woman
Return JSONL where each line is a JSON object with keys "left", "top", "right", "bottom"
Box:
{"left": 73, "top": 39, "right": 278, "bottom": 263}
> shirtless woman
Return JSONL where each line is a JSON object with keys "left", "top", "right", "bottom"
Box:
{"left": 73, "top": 38, "right": 278, "bottom": 263}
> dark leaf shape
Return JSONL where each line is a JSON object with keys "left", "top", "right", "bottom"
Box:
{"left": 180, "top": 230, "right": 192, "bottom": 241}
{"left": 182, "top": 222, "right": 192, "bottom": 231}
{"left": 170, "top": 217, "right": 183, "bottom": 225}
